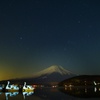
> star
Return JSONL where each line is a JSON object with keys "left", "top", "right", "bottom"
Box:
{"left": 19, "top": 37, "right": 23, "bottom": 40}
{"left": 78, "top": 20, "right": 81, "bottom": 24}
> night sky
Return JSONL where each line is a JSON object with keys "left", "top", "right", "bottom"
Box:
{"left": 0, "top": 0, "right": 100, "bottom": 80}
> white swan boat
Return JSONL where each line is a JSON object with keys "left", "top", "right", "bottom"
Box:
{"left": 5, "top": 81, "right": 19, "bottom": 92}
{"left": 23, "top": 82, "right": 34, "bottom": 92}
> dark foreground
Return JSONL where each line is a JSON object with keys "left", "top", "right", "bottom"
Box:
{"left": 0, "top": 87, "right": 100, "bottom": 100}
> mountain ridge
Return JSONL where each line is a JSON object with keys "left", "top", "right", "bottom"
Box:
{"left": 32, "top": 65, "right": 75, "bottom": 78}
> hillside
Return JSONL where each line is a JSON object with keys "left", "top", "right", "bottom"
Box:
{"left": 59, "top": 75, "right": 100, "bottom": 86}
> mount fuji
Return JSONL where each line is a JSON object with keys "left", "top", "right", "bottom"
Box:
{"left": 33, "top": 65, "right": 74, "bottom": 77}
{"left": 26, "top": 65, "right": 76, "bottom": 85}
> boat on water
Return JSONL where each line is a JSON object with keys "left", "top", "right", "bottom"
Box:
{"left": 0, "top": 81, "right": 34, "bottom": 92}
{"left": 5, "top": 81, "right": 19, "bottom": 92}
{"left": 22, "top": 82, "right": 34, "bottom": 92}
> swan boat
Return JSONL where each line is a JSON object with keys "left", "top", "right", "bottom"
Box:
{"left": 22, "top": 82, "right": 34, "bottom": 92}
{"left": 5, "top": 81, "right": 19, "bottom": 92}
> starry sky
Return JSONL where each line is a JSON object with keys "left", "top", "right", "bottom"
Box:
{"left": 0, "top": 0, "right": 100, "bottom": 80}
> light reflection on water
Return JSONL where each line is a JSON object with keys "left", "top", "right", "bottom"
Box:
{"left": 0, "top": 87, "right": 100, "bottom": 100}
{"left": 0, "top": 91, "right": 34, "bottom": 100}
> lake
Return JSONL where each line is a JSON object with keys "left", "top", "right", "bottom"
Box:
{"left": 0, "top": 87, "right": 100, "bottom": 100}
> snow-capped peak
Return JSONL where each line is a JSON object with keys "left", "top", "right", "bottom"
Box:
{"left": 43, "top": 65, "right": 71, "bottom": 75}
{"left": 33, "top": 65, "right": 74, "bottom": 77}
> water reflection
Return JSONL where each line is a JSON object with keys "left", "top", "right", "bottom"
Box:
{"left": 5, "top": 92, "right": 19, "bottom": 100}
{"left": 0, "top": 87, "right": 100, "bottom": 100}
{"left": 0, "top": 91, "right": 34, "bottom": 100}
{"left": 23, "top": 91, "right": 34, "bottom": 99}
{"left": 59, "top": 86, "right": 100, "bottom": 98}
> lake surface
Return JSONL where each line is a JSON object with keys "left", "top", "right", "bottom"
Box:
{"left": 0, "top": 87, "right": 100, "bottom": 100}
